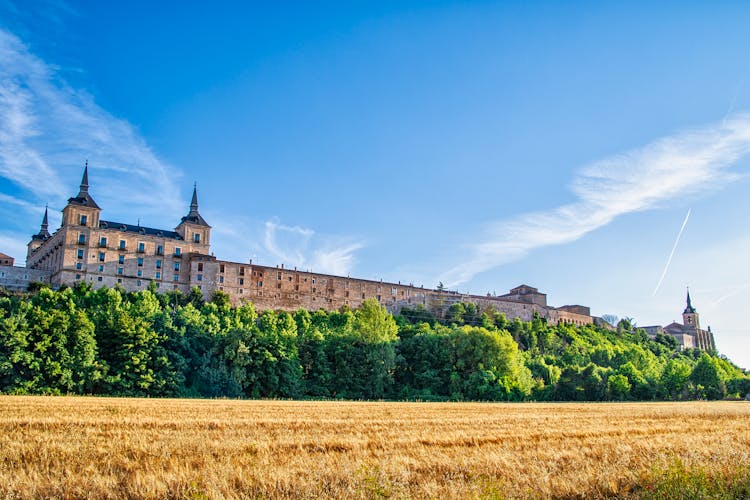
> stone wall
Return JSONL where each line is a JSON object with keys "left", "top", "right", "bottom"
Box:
{"left": 0, "top": 266, "right": 51, "bottom": 292}
{"left": 200, "top": 261, "right": 430, "bottom": 312}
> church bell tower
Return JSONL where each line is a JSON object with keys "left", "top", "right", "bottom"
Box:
{"left": 682, "top": 289, "right": 700, "bottom": 332}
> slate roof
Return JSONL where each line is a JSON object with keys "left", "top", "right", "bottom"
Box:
{"left": 683, "top": 290, "right": 696, "bottom": 314}
{"left": 99, "top": 220, "right": 183, "bottom": 240}
{"left": 67, "top": 164, "right": 101, "bottom": 209}
{"left": 179, "top": 185, "right": 210, "bottom": 227}
{"left": 32, "top": 206, "right": 51, "bottom": 241}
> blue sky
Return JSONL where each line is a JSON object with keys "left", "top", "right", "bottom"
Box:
{"left": 2, "top": 1, "right": 750, "bottom": 369}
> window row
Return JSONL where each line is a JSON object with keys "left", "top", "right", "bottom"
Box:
{"left": 76, "top": 235, "right": 182, "bottom": 256}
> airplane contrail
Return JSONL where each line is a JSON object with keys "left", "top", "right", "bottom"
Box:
{"left": 652, "top": 208, "right": 692, "bottom": 296}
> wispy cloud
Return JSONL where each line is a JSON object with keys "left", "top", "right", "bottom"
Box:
{"left": 207, "top": 214, "right": 365, "bottom": 276}
{"left": 263, "top": 220, "right": 315, "bottom": 265}
{"left": 0, "top": 27, "right": 365, "bottom": 274}
{"left": 0, "top": 28, "right": 183, "bottom": 223}
{"left": 263, "top": 219, "right": 364, "bottom": 275}
{"left": 440, "top": 114, "right": 750, "bottom": 287}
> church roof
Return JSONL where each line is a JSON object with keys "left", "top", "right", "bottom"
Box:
{"left": 664, "top": 322, "right": 686, "bottom": 334}
{"left": 67, "top": 163, "right": 101, "bottom": 209}
{"left": 99, "top": 220, "right": 182, "bottom": 240}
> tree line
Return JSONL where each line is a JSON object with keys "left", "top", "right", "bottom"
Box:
{"left": 0, "top": 284, "right": 748, "bottom": 401}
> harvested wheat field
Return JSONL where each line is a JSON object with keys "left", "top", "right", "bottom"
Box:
{"left": 1, "top": 397, "right": 749, "bottom": 499}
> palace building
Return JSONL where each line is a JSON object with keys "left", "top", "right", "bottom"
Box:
{"left": 0, "top": 164, "right": 661, "bottom": 331}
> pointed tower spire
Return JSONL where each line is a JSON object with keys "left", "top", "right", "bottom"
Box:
{"left": 684, "top": 287, "right": 696, "bottom": 314}
{"left": 190, "top": 182, "right": 199, "bottom": 213}
{"left": 67, "top": 161, "right": 100, "bottom": 209}
{"left": 179, "top": 182, "right": 210, "bottom": 227}
{"left": 32, "top": 205, "right": 51, "bottom": 240}
{"left": 79, "top": 160, "right": 89, "bottom": 194}
{"left": 41, "top": 205, "right": 49, "bottom": 232}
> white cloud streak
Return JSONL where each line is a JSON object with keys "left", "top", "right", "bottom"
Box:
{"left": 206, "top": 214, "right": 364, "bottom": 276}
{"left": 263, "top": 219, "right": 364, "bottom": 276}
{"left": 652, "top": 208, "right": 691, "bottom": 297}
{"left": 0, "top": 28, "right": 183, "bottom": 222}
{"left": 440, "top": 114, "right": 750, "bottom": 287}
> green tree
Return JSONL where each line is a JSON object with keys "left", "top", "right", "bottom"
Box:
{"left": 659, "top": 359, "right": 692, "bottom": 400}
{"left": 690, "top": 354, "right": 727, "bottom": 400}
{"left": 354, "top": 299, "right": 398, "bottom": 343}
{"left": 607, "top": 374, "right": 631, "bottom": 400}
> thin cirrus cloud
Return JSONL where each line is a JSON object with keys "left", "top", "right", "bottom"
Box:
{"left": 0, "top": 28, "right": 183, "bottom": 224}
{"left": 206, "top": 215, "right": 365, "bottom": 277}
{"left": 263, "top": 220, "right": 364, "bottom": 276}
{"left": 440, "top": 114, "right": 750, "bottom": 288}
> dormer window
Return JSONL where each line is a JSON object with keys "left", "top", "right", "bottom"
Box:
{"left": 80, "top": 214, "right": 87, "bottom": 226}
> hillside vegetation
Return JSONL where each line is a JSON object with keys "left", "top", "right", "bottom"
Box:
{"left": 0, "top": 284, "right": 747, "bottom": 400}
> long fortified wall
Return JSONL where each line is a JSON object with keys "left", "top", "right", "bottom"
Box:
{"left": 188, "top": 254, "right": 592, "bottom": 326}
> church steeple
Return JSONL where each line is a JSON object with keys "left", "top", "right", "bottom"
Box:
{"left": 684, "top": 288, "right": 696, "bottom": 314}
{"left": 682, "top": 287, "right": 699, "bottom": 331}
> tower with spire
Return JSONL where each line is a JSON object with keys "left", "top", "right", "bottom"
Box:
{"left": 682, "top": 288, "right": 700, "bottom": 332}
{"left": 62, "top": 162, "right": 101, "bottom": 228}
{"left": 175, "top": 183, "right": 211, "bottom": 250}
{"left": 26, "top": 206, "right": 52, "bottom": 258}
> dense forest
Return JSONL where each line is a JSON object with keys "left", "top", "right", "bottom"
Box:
{"left": 1, "top": 284, "right": 748, "bottom": 401}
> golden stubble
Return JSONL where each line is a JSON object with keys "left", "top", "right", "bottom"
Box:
{"left": 0, "top": 396, "right": 748, "bottom": 498}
